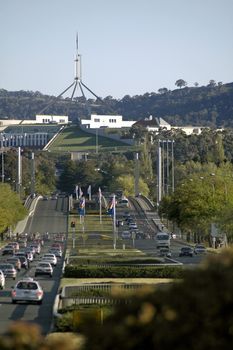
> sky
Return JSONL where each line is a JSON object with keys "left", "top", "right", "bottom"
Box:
{"left": 0, "top": 0, "right": 233, "bottom": 99}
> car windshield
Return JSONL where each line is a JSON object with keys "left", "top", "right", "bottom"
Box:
{"left": 17, "top": 282, "right": 38, "bottom": 290}
{"left": 157, "top": 235, "right": 169, "bottom": 240}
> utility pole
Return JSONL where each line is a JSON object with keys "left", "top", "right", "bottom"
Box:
{"left": 134, "top": 152, "right": 139, "bottom": 196}
{"left": 17, "top": 147, "right": 22, "bottom": 198}
{"left": 157, "top": 141, "right": 162, "bottom": 207}
{"left": 31, "top": 152, "right": 35, "bottom": 196}
{"left": 1, "top": 134, "right": 4, "bottom": 183}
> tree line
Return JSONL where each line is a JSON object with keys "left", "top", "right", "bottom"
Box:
{"left": 1, "top": 81, "right": 233, "bottom": 127}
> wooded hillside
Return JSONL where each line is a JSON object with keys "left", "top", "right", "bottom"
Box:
{"left": 0, "top": 82, "right": 233, "bottom": 127}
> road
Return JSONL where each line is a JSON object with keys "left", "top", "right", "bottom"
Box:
{"left": 116, "top": 200, "right": 207, "bottom": 265}
{"left": 0, "top": 196, "right": 68, "bottom": 335}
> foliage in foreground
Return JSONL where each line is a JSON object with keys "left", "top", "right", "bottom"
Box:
{"left": 1, "top": 250, "right": 233, "bottom": 349}
{"left": 82, "top": 249, "right": 233, "bottom": 350}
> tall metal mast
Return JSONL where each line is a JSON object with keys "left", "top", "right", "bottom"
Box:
{"left": 38, "top": 33, "right": 102, "bottom": 115}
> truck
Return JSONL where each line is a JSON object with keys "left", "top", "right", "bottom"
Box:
{"left": 155, "top": 232, "right": 170, "bottom": 249}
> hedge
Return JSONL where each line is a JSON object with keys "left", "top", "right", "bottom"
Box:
{"left": 64, "top": 265, "right": 184, "bottom": 279}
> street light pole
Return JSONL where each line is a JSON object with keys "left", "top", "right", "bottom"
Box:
{"left": 1, "top": 134, "right": 5, "bottom": 183}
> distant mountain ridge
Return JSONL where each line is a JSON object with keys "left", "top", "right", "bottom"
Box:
{"left": 0, "top": 82, "right": 233, "bottom": 128}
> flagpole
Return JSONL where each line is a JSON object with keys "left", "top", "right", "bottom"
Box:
{"left": 99, "top": 189, "right": 102, "bottom": 224}
{"left": 113, "top": 194, "right": 116, "bottom": 249}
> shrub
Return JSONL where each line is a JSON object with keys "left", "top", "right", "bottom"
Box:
{"left": 64, "top": 265, "right": 184, "bottom": 279}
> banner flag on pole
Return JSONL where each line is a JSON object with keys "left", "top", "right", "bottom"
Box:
{"left": 78, "top": 196, "right": 85, "bottom": 216}
{"left": 87, "top": 185, "right": 92, "bottom": 200}
{"left": 79, "top": 187, "right": 83, "bottom": 199}
{"left": 75, "top": 185, "right": 79, "bottom": 200}
{"left": 99, "top": 187, "right": 102, "bottom": 223}
{"left": 107, "top": 195, "right": 115, "bottom": 216}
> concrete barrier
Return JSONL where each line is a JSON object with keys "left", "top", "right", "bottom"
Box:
{"left": 13, "top": 195, "right": 42, "bottom": 235}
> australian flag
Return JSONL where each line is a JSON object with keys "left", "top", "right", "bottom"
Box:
{"left": 78, "top": 196, "right": 85, "bottom": 216}
{"left": 107, "top": 196, "right": 115, "bottom": 216}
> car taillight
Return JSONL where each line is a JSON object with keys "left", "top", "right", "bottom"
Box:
{"left": 37, "top": 291, "right": 43, "bottom": 297}
{"left": 11, "top": 290, "right": 16, "bottom": 297}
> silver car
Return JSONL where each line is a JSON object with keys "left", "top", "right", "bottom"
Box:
{"left": 0, "top": 270, "right": 6, "bottom": 289}
{"left": 0, "top": 263, "right": 17, "bottom": 279}
{"left": 41, "top": 254, "right": 57, "bottom": 266}
{"left": 35, "top": 262, "right": 53, "bottom": 277}
{"left": 11, "top": 278, "right": 44, "bottom": 304}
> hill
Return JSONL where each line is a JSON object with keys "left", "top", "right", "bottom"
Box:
{"left": 1, "top": 82, "right": 233, "bottom": 127}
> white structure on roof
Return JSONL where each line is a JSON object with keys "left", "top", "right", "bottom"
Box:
{"left": 81, "top": 114, "right": 135, "bottom": 129}
{"left": 134, "top": 116, "right": 204, "bottom": 135}
{"left": 0, "top": 115, "right": 69, "bottom": 128}
{"left": 35, "top": 114, "right": 68, "bottom": 124}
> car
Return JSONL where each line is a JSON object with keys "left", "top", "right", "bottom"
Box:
{"left": 129, "top": 223, "right": 138, "bottom": 230}
{"left": 14, "top": 255, "right": 29, "bottom": 269}
{"left": 30, "top": 243, "right": 41, "bottom": 254}
{"left": 121, "top": 231, "right": 131, "bottom": 239}
{"left": 194, "top": 244, "right": 207, "bottom": 254}
{"left": 0, "top": 263, "right": 17, "bottom": 279}
{"left": 49, "top": 248, "right": 62, "bottom": 258}
{"left": 52, "top": 242, "right": 63, "bottom": 250}
{"left": 11, "top": 278, "right": 44, "bottom": 304}
{"left": 159, "top": 248, "right": 172, "bottom": 258}
{"left": 15, "top": 251, "right": 31, "bottom": 265}
{"left": 35, "top": 262, "right": 53, "bottom": 277}
{"left": 179, "top": 247, "right": 194, "bottom": 257}
{"left": 6, "top": 257, "right": 22, "bottom": 271}
{"left": 8, "top": 242, "right": 19, "bottom": 251}
{"left": 43, "top": 196, "right": 49, "bottom": 201}
{"left": 0, "top": 269, "right": 6, "bottom": 289}
{"left": 2, "top": 245, "right": 15, "bottom": 256}
{"left": 26, "top": 246, "right": 36, "bottom": 256}
{"left": 41, "top": 253, "right": 57, "bottom": 266}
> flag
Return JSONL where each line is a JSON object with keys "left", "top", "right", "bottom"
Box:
{"left": 78, "top": 196, "right": 85, "bottom": 216}
{"left": 75, "top": 185, "right": 79, "bottom": 200}
{"left": 79, "top": 187, "right": 83, "bottom": 199}
{"left": 107, "top": 196, "right": 115, "bottom": 216}
{"left": 87, "top": 185, "right": 92, "bottom": 200}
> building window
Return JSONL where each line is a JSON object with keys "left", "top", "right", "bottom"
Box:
{"left": 94, "top": 118, "right": 100, "bottom": 123}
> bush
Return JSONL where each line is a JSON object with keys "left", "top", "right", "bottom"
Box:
{"left": 82, "top": 248, "right": 233, "bottom": 350}
{"left": 64, "top": 265, "right": 184, "bottom": 279}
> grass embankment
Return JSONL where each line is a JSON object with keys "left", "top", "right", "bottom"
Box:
{"left": 48, "top": 125, "right": 137, "bottom": 152}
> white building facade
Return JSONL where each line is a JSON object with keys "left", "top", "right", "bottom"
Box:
{"left": 81, "top": 114, "right": 135, "bottom": 129}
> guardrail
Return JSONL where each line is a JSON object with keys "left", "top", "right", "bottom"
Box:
{"left": 59, "top": 283, "right": 156, "bottom": 308}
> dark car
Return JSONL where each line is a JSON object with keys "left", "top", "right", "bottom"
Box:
{"left": 15, "top": 255, "right": 29, "bottom": 269}
{"left": 179, "top": 247, "right": 194, "bottom": 257}
{"left": 2, "top": 245, "right": 15, "bottom": 256}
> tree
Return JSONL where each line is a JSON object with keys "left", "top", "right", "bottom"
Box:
{"left": 175, "top": 79, "right": 187, "bottom": 88}
{"left": 82, "top": 249, "right": 233, "bottom": 350}
{"left": 194, "top": 82, "right": 199, "bottom": 87}
{"left": 208, "top": 79, "right": 216, "bottom": 87}
{"left": 0, "top": 184, "right": 27, "bottom": 235}
{"left": 110, "top": 174, "right": 149, "bottom": 197}
{"left": 158, "top": 88, "right": 168, "bottom": 94}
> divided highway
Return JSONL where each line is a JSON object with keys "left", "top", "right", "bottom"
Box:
{"left": 0, "top": 196, "right": 68, "bottom": 335}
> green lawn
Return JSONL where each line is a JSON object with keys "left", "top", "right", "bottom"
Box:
{"left": 48, "top": 125, "right": 138, "bottom": 152}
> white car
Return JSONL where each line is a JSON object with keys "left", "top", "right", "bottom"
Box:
{"left": 129, "top": 223, "right": 138, "bottom": 230}
{"left": 0, "top": 269, "right": 6, "bottom": 289}
{"left": 35, "top": 262, "right": 53, "bottom": 277}
{"left": 49, "top": 248, "right": 62, "bottom": 258}
{"left": 11, "top": 277, "right": 44, "bottom": 304}
{"left": 41, "top": 254, "right": 57, "bottom": 266}
{"left": 121, "top": 231, "right": 131, "bottom": 239}
{"left": 194, "top": 244, "right": 207, "bottom": 254}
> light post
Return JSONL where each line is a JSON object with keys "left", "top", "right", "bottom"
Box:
{"left": 1, "top": 133, "right": 5, "bottom": 183}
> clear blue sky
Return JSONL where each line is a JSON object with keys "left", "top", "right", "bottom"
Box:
{"left": 1, "top": 0, "right": 233, "bottom": 99}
